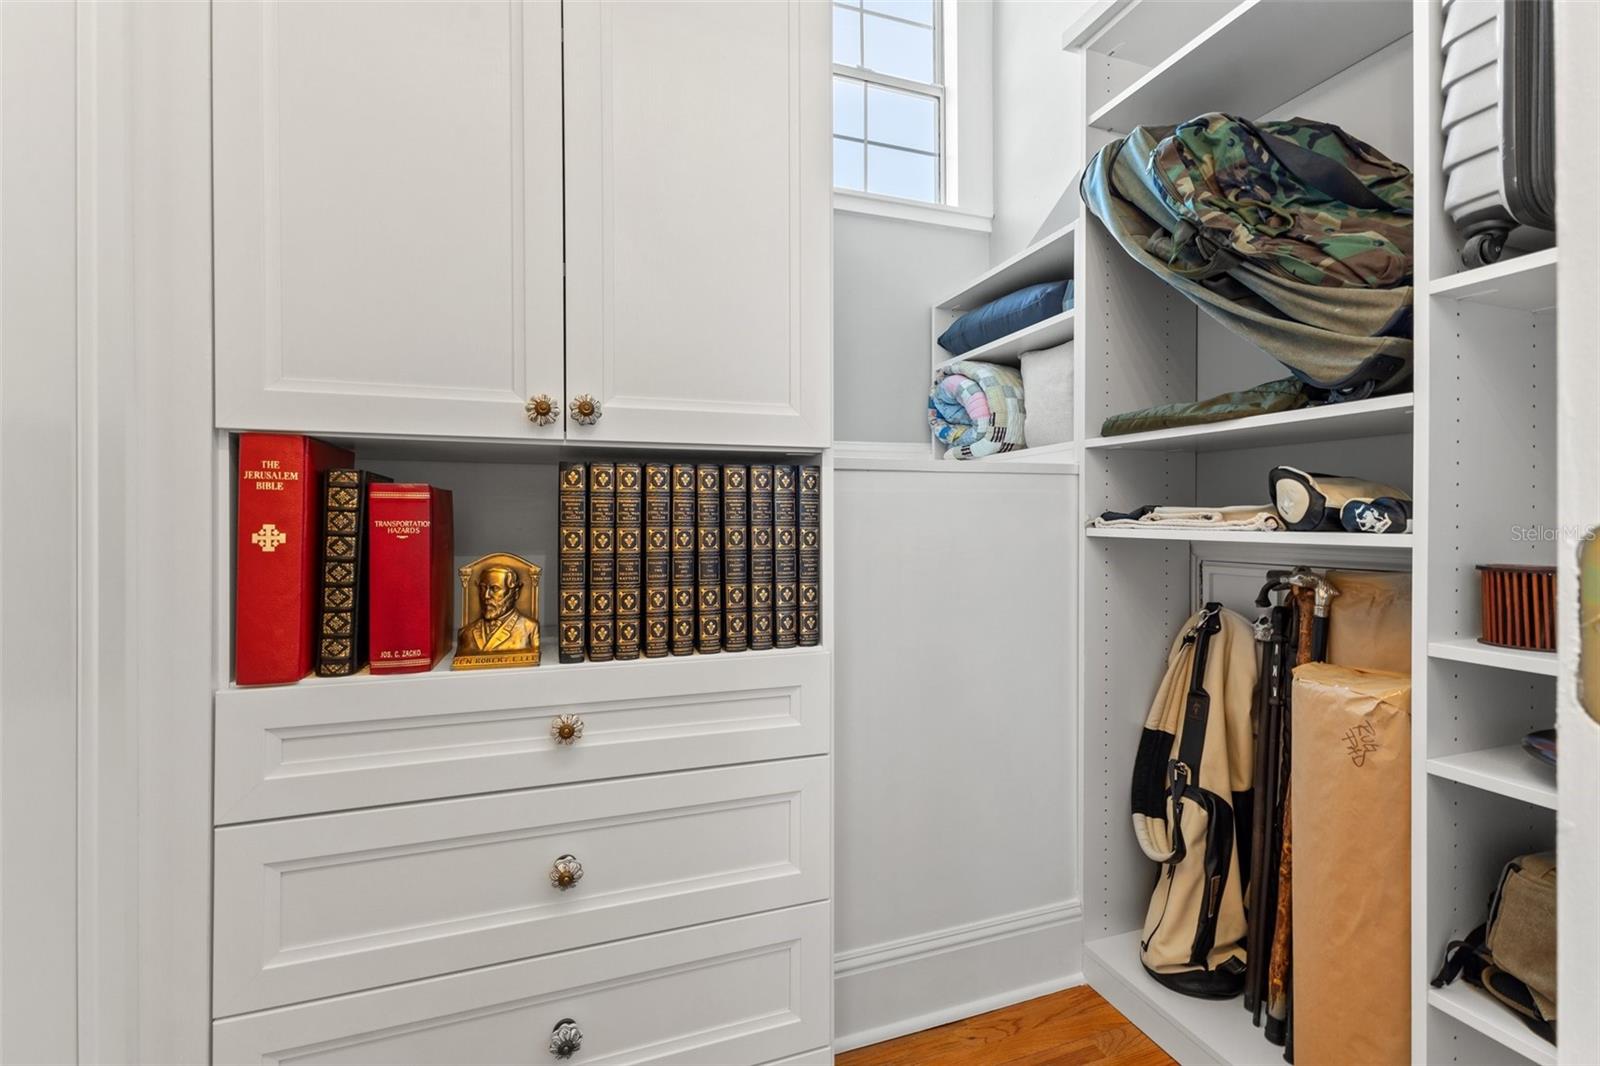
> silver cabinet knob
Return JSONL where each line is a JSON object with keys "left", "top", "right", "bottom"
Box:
{"left": 551, "top": 713, "right": 584, "bottom": 745}
{"left": 550, "top": 854, "right": 584, "bottom": 891}
{"left": 569, "top": 394, "right": 602, "bottom": 425}
{"left": 525, "top": 394, "right": 560, "bottom": 426}
{"left": 548, "top": 1017, "right": 583, "bottom": 1058}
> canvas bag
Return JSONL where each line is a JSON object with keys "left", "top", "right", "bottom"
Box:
{"left": 1433, "top": 853, "right": 1558, "bottom": 1044}
{"left": 1291, "top": 663, "right": 1413, "bottom": 1066}
{"left": 1131, "top": 605, "right": 1257, "bottom": 997}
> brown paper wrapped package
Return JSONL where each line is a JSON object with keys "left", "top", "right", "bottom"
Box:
{"left": 1327, "top": 570, "right": 1412, "bottom": 674}
{"left": 1291, "top": 663, "right": 1412, "bottom": 1066}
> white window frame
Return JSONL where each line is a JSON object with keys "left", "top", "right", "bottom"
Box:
{"left": 831, "top": 1, "right": 946, "bottom": 204}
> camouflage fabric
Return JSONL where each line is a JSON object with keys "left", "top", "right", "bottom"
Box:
{"left": 1082, "top": 114, "right": 1414, "bottom": 397}
{"left": 1100, "top": 377, "right": 1309, "bottom": 438}
{"left": 1148, "top": 115, "right": 1413, "bottom": 288}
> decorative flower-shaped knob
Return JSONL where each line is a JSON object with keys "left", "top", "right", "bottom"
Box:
{"left": 548, "top": 1017, "right": 583, "bottom": 1058}
{"left": 525, "top": 393, "right": 559, "bottom": 426}
{"left": 570, "top": 394, "right": 602, "bottom": 425}
{"left": 551, "top": 713, "right": 584, "bottom": 745}
{"left": 550, "top": 854, "right": 584, "bottom": 891}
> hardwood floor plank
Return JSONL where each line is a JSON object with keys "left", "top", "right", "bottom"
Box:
{"left": 837, "top": 986, "right": 1176, "bottom": 1066}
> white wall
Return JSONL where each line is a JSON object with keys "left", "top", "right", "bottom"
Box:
{"left": 833, "top": 212, "right": 989, "bottom": 443}
{"left": 832, "top": 462, "right": 1080, "bottom": 1049}
{"left": 991, "top": 0, "right": 1097, "bottom": 262}
{"left": 1, "top": 4, "right": 81, "bottom": 1058}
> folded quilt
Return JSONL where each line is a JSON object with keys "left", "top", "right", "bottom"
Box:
{"left": 929, "top": 361, "right": 1026, "bottom": 460}
{"left": 1093, "top": 504, "right": 1284, "bottom": 531}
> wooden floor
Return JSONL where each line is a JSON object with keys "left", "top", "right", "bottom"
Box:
{"left": 836, "top": 986, "right": 1175, "bottom": 1066}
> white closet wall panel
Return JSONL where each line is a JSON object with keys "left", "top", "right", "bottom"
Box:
{"left": 831, "top": 462, "right": 1080, "bottom": 1048}
{"left": 0, "top": 4, "right": 79, "bottom": 1057}
{"left": 564, "top": 1, "right": 831, "bottom": 448}
{"left": 214, "top": 0, "right": 566, "bottom": 438}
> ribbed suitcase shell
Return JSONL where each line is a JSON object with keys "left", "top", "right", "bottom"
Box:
{"left": 1440, "top": 0, "right": 1555, "bottom": 265}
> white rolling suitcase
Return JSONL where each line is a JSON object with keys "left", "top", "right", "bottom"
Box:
{"left": 1440, "top": 0, "right": 1555, "bottom": 266}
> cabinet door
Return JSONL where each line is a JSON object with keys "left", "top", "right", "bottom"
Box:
{"left": 564, "top": 1, "right": 831, "bottom": 448}
{"left": 214, "top": 1, "right": 565, "bottom": 440}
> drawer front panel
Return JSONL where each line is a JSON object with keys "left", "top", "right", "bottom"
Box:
{"left": 215, "top": 759, "right": 829, "bottom": 1016}
{"left": 214, "top": 649, "right": 830, "bottom": 823}
{"left": 213, "top": 902, "right": 830, "bottom": 1065}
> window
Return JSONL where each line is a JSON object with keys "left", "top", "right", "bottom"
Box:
{"left": 832, "top": 1, "right": 943, "bottom": 204}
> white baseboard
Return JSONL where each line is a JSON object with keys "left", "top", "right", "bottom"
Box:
{"left": 832, "top": 900, "right": 1084, "bottom": 1053}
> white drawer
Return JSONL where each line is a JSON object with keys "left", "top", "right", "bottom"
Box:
{"left": 214, "top": 649, "right": 830, "bottom": 823}
{"left": 213, "top": 902, "right": 831, "bottom": 1066}
{"left": 214, "top": 758, "right": 830, "bottom": 1016}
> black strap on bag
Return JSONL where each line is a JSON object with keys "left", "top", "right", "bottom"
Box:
{"left": 1167, "top": 604, "right": 1224, "bottom": 866}
{"left": 1234, "top": 117, "right": 1394, "bottom": 213}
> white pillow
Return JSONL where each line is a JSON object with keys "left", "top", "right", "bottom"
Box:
{"left": 1020, "top": 342, "right": 1074, "bottom": 446}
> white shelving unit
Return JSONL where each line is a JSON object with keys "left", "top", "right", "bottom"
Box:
{"left": 928, "top": 222, "right": 1078, "bottom": 460}
{"left": 1085, "top": 393, "right": 1413, "bottom": 453}
{"left": 1064, "top": 2, "right": 1569, "bottom": 1064}
{"left": 1428, "top": 985, "right": 1558, "bottom": 1066}
{"left": 1429, "top": 247, "right": 1558, "bottom": 311}
{"left": 936, "top": 221, "right": 1075, "bottom": 312}
{"left": 1086, "top": 527, "right": 1414, "bottom": 550}
{"left": 1427, "top": 637, "right": 1559, "bottom": 677}
{"left": 1083, "top": 0, "right": 1412, "bottom": 133}
{"left": 931, "top": 310, "right": 1075, "bottom": 372}
{"left": 1426, "top": 745, "right": 1556, "bottom": 810}
{"left": 1081, "top": 932, "right": 1277, "bottom": 1066}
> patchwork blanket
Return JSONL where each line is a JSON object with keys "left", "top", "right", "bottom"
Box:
{"left": 929, "top": 361, "right": 1026, "bottom": 460}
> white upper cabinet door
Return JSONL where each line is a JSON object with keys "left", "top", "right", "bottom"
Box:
{"left": 564, "top": 1, "right": 832, "bottom": 448}
{"left": 214, "top": 2, "right": 565, "bottom": 440}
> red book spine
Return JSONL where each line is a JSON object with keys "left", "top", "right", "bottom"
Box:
{"left": 367, "top": 485, "right": 455, "bottom": 674}
{"left": 235, "top": 433, "right": 354, "bottom": 685}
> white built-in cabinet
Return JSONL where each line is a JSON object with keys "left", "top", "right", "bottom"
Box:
{"left": 215, "top": 0, "right": 830, "bottom": 449}
{"left": 205, "top": 3, "right": 834, "bottom": 1063}
{"left": 563, "top": 1, "right": 831, "bottom": 447}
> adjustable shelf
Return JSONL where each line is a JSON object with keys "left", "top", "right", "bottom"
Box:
{"left": 1428, "top": 248, "right": 1558, "bottom": 312}
{"left": 1087, "top": 527, "right": 1413, "bottom": 549}
{"left": 1083, "top": 932, "right": 1273, "bottom": 1066}
{"left": 1426, "top": 745, "right": 1555, "bottom": 810}
{"left": 932, "top": 310, "right": 1076, "bottom": 372}
{"left": 1427, "top": 985, "right": 1556, "bottom": 1066}
{"left": 1084, "top": 0, "right": 1412, "bottom": 133}
{"left": 936, "top": 222, "right": 1075, "bottom": 313}
{"left": 1427, "top": 637, "right": 1558, "bottom": 677}
{"left": 1085, "top": 394, "right": 1412, "bottom": 453}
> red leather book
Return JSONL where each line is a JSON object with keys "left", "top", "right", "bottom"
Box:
{"left": 235, "top": 433, "right": 354, "bottom": 686}
{"left": 367, "top": 484, "right": 455, "bottom": 675}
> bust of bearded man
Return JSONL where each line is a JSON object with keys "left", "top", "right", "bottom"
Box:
{"left": 459, "top": 564, "right": 539, "bottom": 653}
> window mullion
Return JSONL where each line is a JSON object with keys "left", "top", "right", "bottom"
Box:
{"left": 832, "top": 64, "right": 944, "bottom": 100}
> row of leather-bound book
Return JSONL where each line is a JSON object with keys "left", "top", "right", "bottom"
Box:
{"left": 558, "top": 461, "right": 822, "bottom": 662}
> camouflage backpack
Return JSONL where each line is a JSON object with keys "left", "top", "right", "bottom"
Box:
{"left": 1083, "top": 113, "right": 1415, "bottom": 400}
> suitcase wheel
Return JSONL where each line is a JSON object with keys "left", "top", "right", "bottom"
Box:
{"left": 1462, "top": 230, "right": 1507, "bottom": 268}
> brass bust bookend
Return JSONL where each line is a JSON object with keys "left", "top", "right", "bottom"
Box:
{"left": 452, "top": 553, "right": 542, "bottom": 670}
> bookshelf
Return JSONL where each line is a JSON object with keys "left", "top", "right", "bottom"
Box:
{"left": 1063, "top": 1, "right": 1565, "bottom": 1064}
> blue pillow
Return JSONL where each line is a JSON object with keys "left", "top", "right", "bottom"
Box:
{"left": 938, "top": 280, "right": 1074, "bottom": 356}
